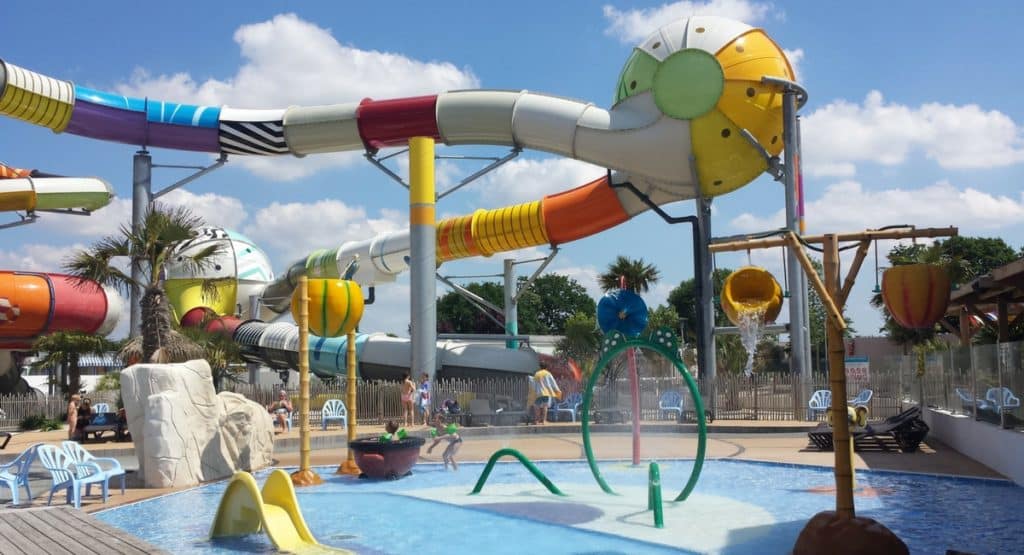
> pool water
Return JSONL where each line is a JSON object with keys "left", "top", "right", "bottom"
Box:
{"left": 95, "top": 459, "right": 1024, "bottom": 554}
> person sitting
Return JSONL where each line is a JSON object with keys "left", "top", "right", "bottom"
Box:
{"left": 266, "top": 390, "right": 293, "bottom": 434}
{"left": 75, "top": 398, "right": 93, "bottom": 440}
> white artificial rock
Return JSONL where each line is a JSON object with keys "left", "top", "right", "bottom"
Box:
{"left": 120, "top": 360, "right": 274, "bottom": 488}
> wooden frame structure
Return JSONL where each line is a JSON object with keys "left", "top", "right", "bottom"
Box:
{"left": 710, "top": 225, "right": 957, "bottom": 519}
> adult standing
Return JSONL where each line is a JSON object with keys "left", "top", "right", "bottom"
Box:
{"left": 417, "top": 373, "right": 431, "bottom": 426}
{"left": 400, "top": 373, "right": 416, "bottom": 427}
{"left": 66, "top": 393, "right": 81, "bottom": 440}
{"left": 533, "top": 362, "right": 562, "bottom": 424}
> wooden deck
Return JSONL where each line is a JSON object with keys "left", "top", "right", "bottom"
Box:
{"left": 0, "top": 506, "right": 166, "bottom": 554}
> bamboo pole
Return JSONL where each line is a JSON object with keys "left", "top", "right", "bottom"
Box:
{"left": 824, "top": 235, "right": 855, "bottom": 518}
{"left": 784, "top": 233, "right": 846, "bottom": 331}
{"left": 337, "top": 330, "right": 361, "bottom": 475}
{"left": 838, "top": 240, "right": 871, "bottom": 306}
{"left": 291, "top": 275, "right": 322, "bottom": 486}
{"left": 709, "top": 226, "right": 958, "bottom": 253}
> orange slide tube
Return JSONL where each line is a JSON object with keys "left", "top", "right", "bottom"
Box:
{"left": 0, "top": 271, "right": 113, "bottom": 350}
{"left": 436, "top": 175, "right": 629, "bottom": 262}
{"left": 541, "top": 175, "right": 629, "bottom": 245}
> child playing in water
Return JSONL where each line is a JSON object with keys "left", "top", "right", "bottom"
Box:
{"left": 426, "top": 412, "right": 462, "bottom": 471}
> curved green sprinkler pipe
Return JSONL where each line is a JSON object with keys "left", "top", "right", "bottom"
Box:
{"left": 581, "top": 328, "right": 707, "bottom": 501}
{"left": 470, "top": 448, "right": 566, "bottom": 496}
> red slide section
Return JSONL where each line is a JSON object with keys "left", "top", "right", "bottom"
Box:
{"left": 0, "top": 271, "right": 111, "bottom": 350}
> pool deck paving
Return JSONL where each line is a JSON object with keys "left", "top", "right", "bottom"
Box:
{"left": 0, "top": 419, "right": 1007, "bottom": 516}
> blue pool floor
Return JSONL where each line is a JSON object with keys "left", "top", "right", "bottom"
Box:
{"left": 96, "top": 459, "right": 1024, "bottom": 555}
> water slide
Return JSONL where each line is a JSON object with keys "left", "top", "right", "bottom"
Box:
{"left": 0, "top": 162, "right": 113, "bottom": 213}
{"left": 211, "top": 469, "right": 350, "bottom": 553}
{"left": 0, "top": 17, "right": 794, "bottom": 380}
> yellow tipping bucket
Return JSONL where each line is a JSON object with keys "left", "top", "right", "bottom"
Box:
{"left": 720, "top": 266, "right": 783, "bottom": 326}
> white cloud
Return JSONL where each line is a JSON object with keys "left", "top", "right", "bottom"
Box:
{"left": 0, "top": 243, "right": 90, "bottom": 272}
{"left": 784, "top": 48, "right": 803, "bottom": 82}
{"left": 27, "top": 188, "right": 246, "bottom": 240}
{"left": 159, "top": 189, "right": 249, "bottom": 231}
{"left": 803, "top": 91, "right": 1024, "bottom": 177}
{"left": 114, "top": 13, "right": 480, "bottom": 181}
{"left": 474, "top": 158, "right": 606, "bottom": 207}
{"left": 242, "top": 199, "right": 404, "bottom": 257}
{"left": 730, "top": 179, "right": 1024, "bottom": 234}
{"left": 603, "top": 0, "right": 779, "bottom": 43}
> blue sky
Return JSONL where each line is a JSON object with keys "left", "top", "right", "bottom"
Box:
{"left": 2, "top": 0, "right": 1022, "bottom": 340}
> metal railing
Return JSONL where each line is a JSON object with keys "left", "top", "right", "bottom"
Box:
{"left": 1, "top": 367, "right": 926, "bottom": 432}
{"left": 911, "top": 340, "right": 1023, "bottom": 430}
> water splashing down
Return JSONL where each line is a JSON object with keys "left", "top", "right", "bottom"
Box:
{"left": 737, "top": 304, "right": 767, "bottom": 377}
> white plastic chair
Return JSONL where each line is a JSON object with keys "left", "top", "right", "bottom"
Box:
{"left": 808, "top": 390, "right": 832, "bottom": 420}
{"left": 658, "top": 391, "right": 684, "bottom": 421}
{"left": 62, "top": 441, "right": 125, "bottom": 496}
{"left": 0, "top": 443, "right": 41, "bottom": 505}
{"left": 986, "top": 387, "right": 1021, "bottom": 412}
{"left": 848, "top": 389, "right": 873, "bottom": 408}
{"left": 38, "top": 444, "right": 108, "bottom": 509}
{"left": 320, "top": 399, "right": 347, "bottom": 430}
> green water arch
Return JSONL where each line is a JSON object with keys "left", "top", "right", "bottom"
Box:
{"left": 580, "top": 327, "right": 707, "bottom": 502}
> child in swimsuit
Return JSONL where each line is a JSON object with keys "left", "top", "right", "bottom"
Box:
{"left": 427, "top": 412, "right": 462, "bottom": 470}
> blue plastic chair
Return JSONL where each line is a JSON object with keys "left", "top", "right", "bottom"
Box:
{"left": 659, "top": 390, "right": 684, "bottom": 421}
{"left": 955, "top": 388, "right": 988, "bottom": 413}
{"left": 552, "top": 392, "right": 583, "bottom": 422}
{"left": 848, "top": 389, "right": 873, "bottom": 408}
{"left": 38, "top": 444, "right": 108, "bottom": 509}
{"left": 808, "top": 390, "right": 832, "bottom": 420}
{"left": 93, "top": 403, "right": 110, "bottom": 414}
{"left": 0, "top": 443, "right": 41, "bottom": 505}
{"left": 320, "top": 399, "right": 348, "bottom": 430}
{"left": 62, "top": 441, "right": 125, "bottom": 495}
{"left": 986, "top": 387, "right": 1021, "bottom": 413}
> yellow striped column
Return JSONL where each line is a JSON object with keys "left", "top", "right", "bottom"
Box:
{"left": 409, "top": 137, "right": 437, "bottom": 385}
{"left": 291, "top": 275, "right": 322, "bottom": 487}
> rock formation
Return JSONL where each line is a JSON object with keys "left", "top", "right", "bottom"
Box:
{"left": 121, "top": 360, "right": 274, "bottom": 488}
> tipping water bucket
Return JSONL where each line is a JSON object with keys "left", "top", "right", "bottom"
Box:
{"left": 720, "top": 266, "right": 783, "bottom": 326}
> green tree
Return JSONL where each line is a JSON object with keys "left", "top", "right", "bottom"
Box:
{"left": 436, "top": 281, "right": 506, "bottom": 334}
{"left": 643, "top": 304, "right": 680, "bottom": 336}
{"left": 65, "top": 205, "right": 225, "bottom": 363}
{"left": 518, "top": 274, "right": 595, "bottom": 333}
{"left": 180, "top": 326, "right": 245, "bottom": 391}
{"left": 667, "top": 268, "right": 734, "bottom": 343}
{"left": 872, "top": 236, "right": 1018, "bottom": 348}
{"left": 436, "top": 273, "right": 595, "bottom": 335}
{"left": 555, "top": 312, "right": 602, "bottom": 380}
{"left": 598, "top": 255, "right": 661, "bottom": 293}
{"left": 31, "top": 331, "right": 119, "bottom": 395}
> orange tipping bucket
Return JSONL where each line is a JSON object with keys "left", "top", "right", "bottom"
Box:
{"left": 720, "top": 266, "right": 783, "bottom": 326}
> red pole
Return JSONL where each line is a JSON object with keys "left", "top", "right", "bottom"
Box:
{"left": 621, "top": 275, "right": 641, "bottom": 466}
{"left": 629, "top": 347, "right": 641, "bottom": 465}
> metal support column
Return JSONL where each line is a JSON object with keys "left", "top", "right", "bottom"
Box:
{"left": 695, "top": 197, "right": 716, "bottom": 416}
{"left": 130, "top": 151, "right": 153, "bottom": 338}
{"left": 409, "top": 138, "right": 437, "bottom": 380}
{"left": 247, "top": 294, "right": 261, "bottom": 385}
{"left": 503, "top": 259, "right": 518, "bottom": 349}
{"left": 780, "top": 88, "right": 811, "bottom": 401}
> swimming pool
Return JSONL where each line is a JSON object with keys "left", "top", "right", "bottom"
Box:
{"left": 96, "top": 459, "right": 1024, "bottom": 554}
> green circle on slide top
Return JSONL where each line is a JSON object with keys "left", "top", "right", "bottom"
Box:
{"left": 653, "top": 49, "right": 724, "bottom": 120}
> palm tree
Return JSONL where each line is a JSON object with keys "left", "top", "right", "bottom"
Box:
{"left": 32, "top": 331, "right": 119, "bottom": 395}
{"left": 64, "top": 204, "right": 225, "bottom": 363}
{"left": 598, "top": 256, "right": 661, "bottom": 293}
{"left": 179, "top": 325, "right": 245, "bottom": 391}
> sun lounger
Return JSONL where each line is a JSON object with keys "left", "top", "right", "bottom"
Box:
{"left": 807, "top": 406, "right": 929, "bottom": 453}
